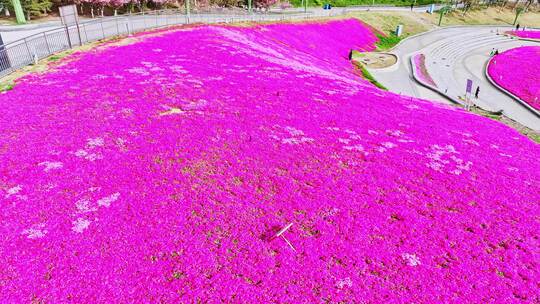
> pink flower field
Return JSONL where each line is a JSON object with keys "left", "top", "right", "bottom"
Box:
{"left": 1, "top": 19, "right": 539, "bottom": 302}
{"left": 508, "top": 30, "right": 540, "bottom": 40}
{"left": 488, "top": 46, "right": 540, "bottom": 111}
{"left": 412, "top": 53, "right": 437, "bottom": 88}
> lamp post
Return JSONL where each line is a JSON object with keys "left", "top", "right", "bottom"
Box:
{"left": 438, "top": 6, "right": 450, "bottom": 26}
{"left": 185, "top": 0, "right": 190, "bottom": 23}
{"left": 513, "top": 7, "right": 523, "bottom": 25}
{"left": 11, "top": 0, "right": 26, "bottom": 24}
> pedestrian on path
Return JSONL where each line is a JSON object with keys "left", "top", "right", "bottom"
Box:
{"left": 348, "top": 49, "right": 353, "bottom": 61}
{"left": 475, "top": 86, "right": 480, "bottom": 99}
{"left": 494, "top": 49, "right": 499, "bottom": 56}
{"left": 516, "top": 23, "right": 520, "bottom": 31}
{"left": 490, "top": 48, "right": 495, "bottom": 56}
{"left": 410, "top": 3, "right": 414, "bottom": 11}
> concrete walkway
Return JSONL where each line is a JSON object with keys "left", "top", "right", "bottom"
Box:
{"left": 371, "top": 26, "right": 540, "bottom": 131}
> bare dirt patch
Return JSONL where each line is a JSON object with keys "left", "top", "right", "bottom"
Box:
{"left": 354, "top": 52, "right": 397, "bottom": 69}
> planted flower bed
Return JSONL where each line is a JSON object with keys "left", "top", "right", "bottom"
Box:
{"left": 1, "top": 19, "right": 539, "bottom": 302}
{"left": 487, "top": 46, "right": 540, "bottom": 111}
{"left": 412, "top": 53, "right": 437, "bottom": 88}
{"left": 507, "top": 30, "right": 540, "bottom": 40}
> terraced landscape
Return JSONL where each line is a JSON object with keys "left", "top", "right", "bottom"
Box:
{"left": 1, "top": 19, "right": 539, "bottom": 302}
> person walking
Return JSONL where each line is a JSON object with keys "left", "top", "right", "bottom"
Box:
{"left": 410, "top": 3, "right": 414, "bottom": 11}
{"left": 348, "top": 49, "right": 353, "bottom": 61}
{"left": 516, "top": 23, "right": 520, "bottom": 31}
{"left": 475, "top": 86, "right": 480, "bottom": 99}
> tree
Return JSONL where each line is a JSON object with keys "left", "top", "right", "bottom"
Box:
{"left": 254, "top": 0, "right": 276, "bottom": 10}
{"left": 1, "top": 0, "right": 52, "bottom": 20}
{"left": 110, "top": 0, "right": 128, "bottom": 15}
{"left": 151, "top": 0, "right": 171, "bottom": 9}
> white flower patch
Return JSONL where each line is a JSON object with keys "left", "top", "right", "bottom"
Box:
{"left": 386, "top": 129, "right": 403, "bottom": 137}
{"left": 169, "top": 65, "right": 188, "bottom": 74}
{"left": 406, "top": 104, "right": 420, "bottom": 110}
{"left": 368, "top": 130, "right": 378, "bottom": 135}
{"left": 72, "top": 218, "right": 91, "bottom": 233}
{"left": 74, "top": 149, "right": 102, "bottom": 161}
{"left": 451, "top": 156, "right": 472, "bottom": 171}
{"left": 85, "top": 153, "right": 103, "bottom": 161}
{"left": 282, "top": 137, "right": 314, "bottom": 145}
{"left": 427, "top": 161, "right": 444, "bottom": 172}
{"left": 426, "top": 145, "right": 472, "bottom": 174}
{"left": 97, "top": 192, "right": 120, "bottom": 208}
{"left": 326, "top": 127, "right": 340, "bottom": 132}
{"left": 285, "top": 126, "right": 305, "bottom": 137}
{"left": 183, "top": 99, "right": 208, "bottom": 111}
{"left": 38, "top": 161, "right": 63, "bottom": 172}
{"left": 87, "top": 137, "right": 105, "bottom": 148}
{"left": 152, "top": 48, "right": 162, "bottom": 52}
{"left": 338, "top": 138, "right": 351, "bottom": 144}
{"left": 5, "top": 185, "right": 22, "bottom": 198}
{"left": 463, "top": 138, "right": 480, "bottom": 146}
{"left": 507, "top": 167, "right": 519, "bottom": 172}
{"left": 397, "top": 139, "right": 415, "bottom": 143}
{"left": 336, "top": 277, "right": 353, "bottom": 289}
{"left": 126, "top": 67, "right": 150, "bottom": 76}
{"left": 208, "top": 76, "right": 224, "bottom": 81}
{"left": 76, "top": 199, "right": 97, "bottom": 213}
{"left": 381, "top": 142, "right": 397, "bottom": 149}
{"left": 72, "top": 138, "right": 105, "bottom": 162}
{"left": 121, "top": 108, "right": 133, "bottom": 116}
{"left": 343, "top": 144, "right": 364, "bottom": 152}
{"left": 22, "top": 225, "right": 47, "bottom": 239}
{"left": 272, "top": 126, "right": 314, "bottom": 145}
{"left": 74, "top": 149, "right": 88, "bottom": 157}
{"left": 499, "top": 153, "right": 512, "bottom": 158}
{"left": 402, "top": 253, "right": 421, "bottom": 266}
{"left": 64, "top": 68, "right": 79, "bottom": 74}
{"left": 44, "top": 183, "right": 57, "bottom": 192}
{"left": 91, "top": 74, "right": 108, "bottom": 80}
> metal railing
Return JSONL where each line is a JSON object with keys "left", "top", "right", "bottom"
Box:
{"left": 0, "top": 9, "right": 321, "bottom": 78}
{"left": 0, "top": 4, "right": 443, "bottom": 78}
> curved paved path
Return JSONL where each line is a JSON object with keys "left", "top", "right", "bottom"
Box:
{"left": 371, "top": 26, "right": 540, "bottom": 131}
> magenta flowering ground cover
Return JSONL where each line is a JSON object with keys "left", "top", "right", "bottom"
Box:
{"left": 507, "top": 30, "right": 540, "bottom": 40}
{"left": 412, "top": 53, "right": 437, "bottom": 88}
{"left": 488, "top": 46, "right": 540, "bottom": 111}
{"left": 1, "top": 19, "right": 540, "bottom": 302}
